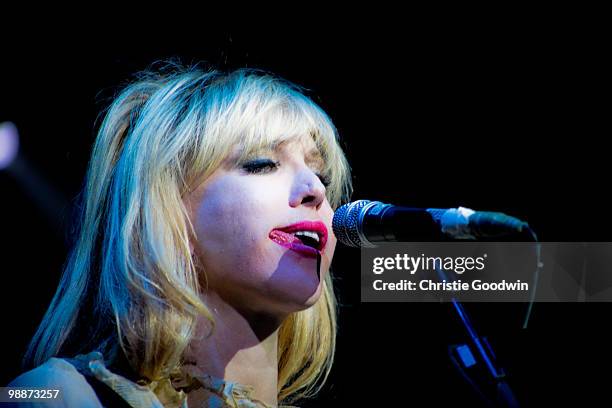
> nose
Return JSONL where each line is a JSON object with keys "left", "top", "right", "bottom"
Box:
{"left": 289, "top": 168, "right": 326, "bottom": 210}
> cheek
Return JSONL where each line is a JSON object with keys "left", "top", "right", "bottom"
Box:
{"left": 196, "top": 187, "right": 253, "bottom": 246}
{"left": 192, "top": 178, "right": 283, "bottom": 282}
{"left": 187, "top": 173, "right": 337, "bottom": 311}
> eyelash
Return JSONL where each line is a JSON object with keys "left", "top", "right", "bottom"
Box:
{"left": 242, "top": 159, "right": 279, "bottom": 174}
{"left": 242, "top": 159, "right": 331, "bottom": 188}
{"left": 317, "top": 174, "right": 331, "bottom": 188}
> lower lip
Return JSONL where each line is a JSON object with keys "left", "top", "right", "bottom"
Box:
{"left": 270, "top": 239, "right": 320, "bottom": 258}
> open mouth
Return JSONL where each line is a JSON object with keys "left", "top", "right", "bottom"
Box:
{"left": 269, "top": 220, "right": 328, "bottom": 257}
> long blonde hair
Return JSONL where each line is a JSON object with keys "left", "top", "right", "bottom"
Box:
{"left": 23, "top": 62, "right": 352, "bottom": 404}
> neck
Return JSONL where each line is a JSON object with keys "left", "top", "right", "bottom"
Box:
{"left": 183, "top": 290, "right": 282, "bottom": 407}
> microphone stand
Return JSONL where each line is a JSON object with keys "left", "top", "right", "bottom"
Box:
{"left": 438, "top": 227, "right": 540, "bottom": 407}
{"left": 436, "top": 262, "right": 522, "bottom": 407}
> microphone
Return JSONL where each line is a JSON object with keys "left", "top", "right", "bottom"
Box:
{"left": 332, "top": 200, "right": 529, "bottom": 247}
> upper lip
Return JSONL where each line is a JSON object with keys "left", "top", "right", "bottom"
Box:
{"left": 272, "top": 220, "right": 329, "bottom": 251}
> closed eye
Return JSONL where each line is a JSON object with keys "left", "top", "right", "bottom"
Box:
{"left": 242, "top": 159, "right": 279, "bottom": 174}
{"left": 316, "top": 173, "right": 331, "bottom": 188}
{"left": 242, "top": 158, "right": 330, "bottom": 188}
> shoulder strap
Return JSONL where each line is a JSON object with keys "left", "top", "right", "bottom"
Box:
{"left": 81, "top": 373, "right": 134, "bottom": 408}
{"left": 61, "top": 356, "right": 133, "bottom": 408}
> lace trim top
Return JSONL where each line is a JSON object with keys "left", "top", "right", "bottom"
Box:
{"left": 62, "top": 351, "right": 292, "bottom": 408}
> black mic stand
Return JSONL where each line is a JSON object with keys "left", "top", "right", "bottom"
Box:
{"left": 436, "top": 263, "right": 520, "bottom": 408}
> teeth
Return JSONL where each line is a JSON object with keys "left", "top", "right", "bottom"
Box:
{"left": 293, "top": 230, "right": 320, "bottom": 242}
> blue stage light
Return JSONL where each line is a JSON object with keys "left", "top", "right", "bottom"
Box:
{"left": 0, "top": 122, "right": 19, "bottom": 170}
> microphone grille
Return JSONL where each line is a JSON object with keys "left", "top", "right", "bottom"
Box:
{"left": 332, "top": 200, "right": 372, "bottom": 248}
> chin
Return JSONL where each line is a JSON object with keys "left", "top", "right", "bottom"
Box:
{"left": 290, "top": 277, "right": 325, "bottom": 312}
{"left": 266, "top": 278, "right": 324, "bottom": 316}
{"left": 305, "top": 279, "right": 325, "bottom": 306}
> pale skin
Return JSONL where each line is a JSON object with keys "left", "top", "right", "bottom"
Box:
{"left": 182, "top": 135, "right": 337, "bottom": 406}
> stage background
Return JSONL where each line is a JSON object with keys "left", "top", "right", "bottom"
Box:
{"left": 1, "top": 29, "right": 609, "bottom": 406}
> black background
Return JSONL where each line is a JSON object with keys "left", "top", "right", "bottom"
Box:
{"left": 1, "top": 26, "right": 610, "bottom": 406}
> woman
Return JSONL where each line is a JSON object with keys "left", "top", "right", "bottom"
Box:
{"left": 8, "top": 63, "right": 352, "bottom": 407}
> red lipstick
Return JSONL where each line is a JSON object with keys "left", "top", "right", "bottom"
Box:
{"left": 269, "top": 220, "right": 328, "bottom": 258}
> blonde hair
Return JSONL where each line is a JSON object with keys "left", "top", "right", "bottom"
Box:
{"left": 23, "top": 62, "right": 352, "bottom": 404}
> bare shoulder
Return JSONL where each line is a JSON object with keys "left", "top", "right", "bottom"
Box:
{"left": 6, "top": 358, "right": 103, "bottom": 407}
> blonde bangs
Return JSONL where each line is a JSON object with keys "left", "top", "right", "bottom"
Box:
{"left": 182, "top": 71, "right": 352, "bottom": 209}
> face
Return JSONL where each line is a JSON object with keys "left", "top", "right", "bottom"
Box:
{"left": 184, "top": 135, "right": 337, "bottom": 317}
